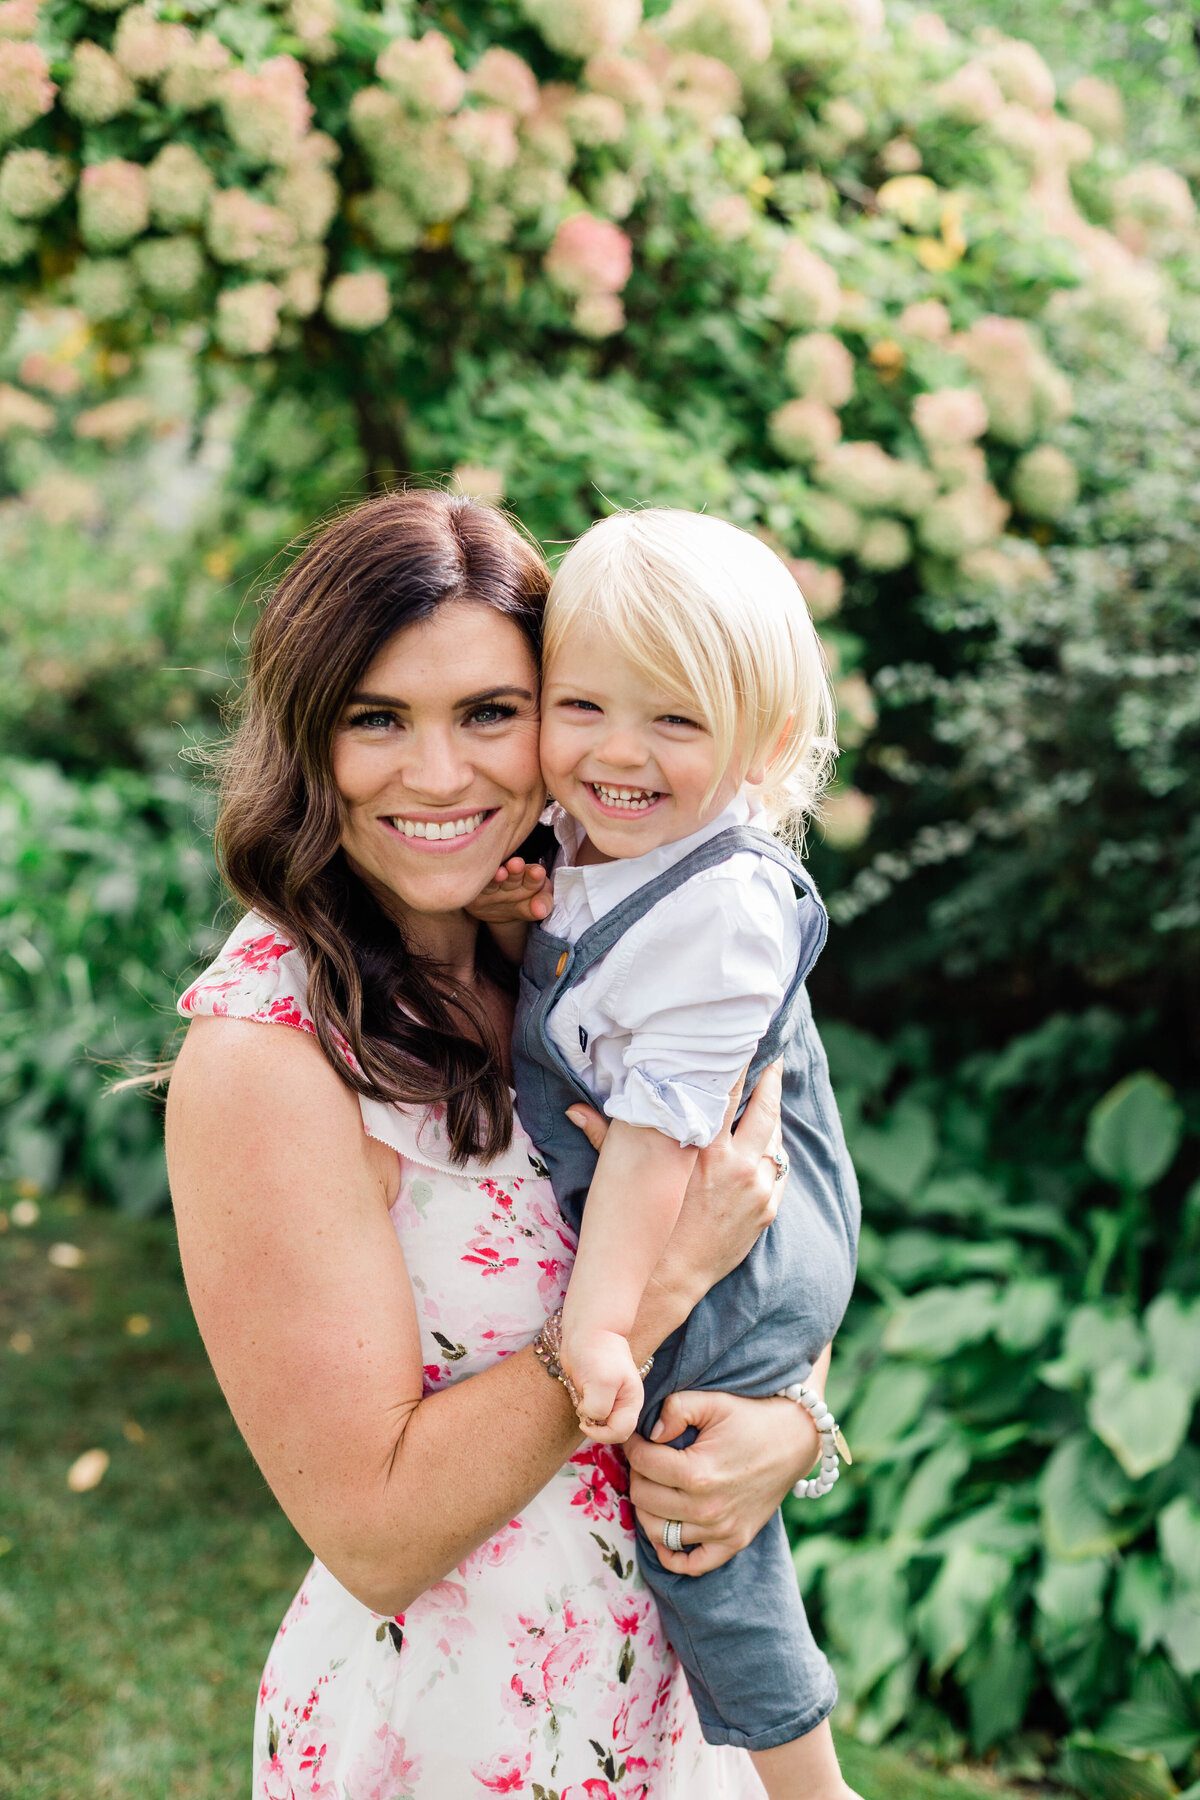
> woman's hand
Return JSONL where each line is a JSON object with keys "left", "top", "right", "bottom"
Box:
{"left": 566, "top": 1059, "right": 786, "bottom": 1325}
{"left": 624, "top": 1348, "right": 832, "bottom": 1576}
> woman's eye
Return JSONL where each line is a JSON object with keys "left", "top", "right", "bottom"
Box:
{"left": 468, "top": 703, "right": 518, "bottom": 726}
{"left": 347, "top": 709, "right": 397, "bottom": 731}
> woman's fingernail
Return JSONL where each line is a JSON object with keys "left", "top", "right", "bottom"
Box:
{"left": 650, "top": 1420, "right": 665, "bottom": 1441}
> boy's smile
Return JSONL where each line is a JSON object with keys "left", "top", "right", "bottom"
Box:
{"left": 540, "top": 625, "right": 746, "bottom": 863}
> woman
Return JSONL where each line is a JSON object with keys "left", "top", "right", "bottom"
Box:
{"left": 166, "top": 490, "right": 834, "bottom": 1798}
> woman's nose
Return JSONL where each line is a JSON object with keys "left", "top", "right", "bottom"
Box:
{"left": 401, "top": 728, "right": 472, "bottom": 798}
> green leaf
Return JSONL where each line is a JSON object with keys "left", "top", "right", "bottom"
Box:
{"left": 820, "top": 1022, "right": 894, "bottom": 1097}
{"left": 893, "top": 1439, "right": 973, "bottom": 1541}
{"left": 1101, "top": 1657, "right": 1200, "bottom": 1770}
{"left": 962, "top": 1618, "right": 1036, "bottom": 1754}
{"left": 849, "top": 1097, "right": 938, "bottom": 1201}
{"left": 1159, "top": 1497, "right": 1200, "bottom": 1590}
{"left": 1146, "top": 1293, "right": 1200, "bottom": 1401}
{"left": 823, "top": 1547, "right": 911, "bottom": 1699}
{"left": 1088, "top": 1365, "right": 1192, "bottom": 1481}
{"left": 1040, "top": 1433, "right": 1138, "bottom": 1560}
{"left": 853, "top": 1652, "right": 919, "bottom": 1747}
{"left": 882, "top": 1281, "right": 1000, "bottom": 1359}
{"left": 1059, "top": 1735, "right": 1179, "bottom": 1800}
{"left": 913, "top": 1543, "right": 1012, "bottom": 1676}
{"left": 845, "top": 1363, "right": 935, "bottom": 1461}
{"left": 994, "top": 1276, "right": 1062, "bottom": 1351}
{"left": 1040, "top": 1303, "right": 1144, "bottom": 1392}
{"left": 1035, "top": 1556, "right": 1110, "bottom": 1645}
{"left": 1114, "top": 1553, "right": 1173, "bottom": 1655}
{"left": 1164, "top": 1598, "right": 1200, "bottom": 1678}
{"left": 1085, "top": 1073, "right": 1183, "bottom": 1192}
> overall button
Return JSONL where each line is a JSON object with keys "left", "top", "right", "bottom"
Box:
{"left": 555, "top": 951, "right": 568, "bottom": 976}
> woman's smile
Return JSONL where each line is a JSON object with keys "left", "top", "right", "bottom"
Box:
{"left": 380, "top": 806, "right": 497, "bottom": 849}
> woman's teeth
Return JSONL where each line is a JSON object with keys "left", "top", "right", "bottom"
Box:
{"left": 391, "top": 811, "right": 487, "bottom": 839}
{"left": 591, "top": 784, "right": 659, "bottom": 812}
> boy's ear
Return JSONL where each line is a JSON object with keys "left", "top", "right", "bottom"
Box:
{"left": 746, "top": 714, "right": 795, "bottom": 786}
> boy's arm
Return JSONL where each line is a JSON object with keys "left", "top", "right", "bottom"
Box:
{"left": 562, "top": 1120, "right": 698, "bottom": 1348}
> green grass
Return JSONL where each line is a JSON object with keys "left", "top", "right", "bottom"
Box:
{"left": 1, "top": 1198, "right": 1036, "bottom": 1800}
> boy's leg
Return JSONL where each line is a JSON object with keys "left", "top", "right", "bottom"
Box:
{"left": 635, "top": 1508, "right": 837, "bottom": 1751}
{"left": 751, "top": 1720, "right": 862, "bottom": 1800}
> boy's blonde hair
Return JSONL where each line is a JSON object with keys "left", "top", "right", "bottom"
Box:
{"left": 544, "top": 508, "right": 837, "bottom": 840}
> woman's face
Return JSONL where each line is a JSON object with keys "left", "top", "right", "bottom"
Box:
{"left": 332, "top": 600, "right": 544, "bottom": 924}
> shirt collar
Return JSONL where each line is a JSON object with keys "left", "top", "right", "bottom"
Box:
{"left": 545, "top": 790, "right": 767, "bottom": 921}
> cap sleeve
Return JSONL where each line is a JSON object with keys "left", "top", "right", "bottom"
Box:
{"left": 178, "top": 912, "right": 320, "bottom": 1042}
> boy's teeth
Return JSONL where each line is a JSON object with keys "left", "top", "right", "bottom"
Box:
{"left": 391, "top": 811, "right": 486, "bottom": 839}
{"left": 593, "top": 784, "right": 657, "bottom": 811}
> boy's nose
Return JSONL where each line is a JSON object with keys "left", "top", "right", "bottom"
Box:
{"left": 596, "top": 730, "right": 647, "bottom": 768}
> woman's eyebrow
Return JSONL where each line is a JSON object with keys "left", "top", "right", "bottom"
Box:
{"left": 346, "top": 685, "right": 536, "bottom": 708}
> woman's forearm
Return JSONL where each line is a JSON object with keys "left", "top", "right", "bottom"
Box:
{"left": 328, "top": 1257, "right": 704, "bottom": 1616}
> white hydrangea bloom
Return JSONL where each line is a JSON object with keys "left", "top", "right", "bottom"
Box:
{"left": 0, "top": 147, "right": 68, "bottom": 219}
{"left": 64, "top": 40, "right": 134, "bottom": 124}
{"left": 1010, "top": 445, "right": 1079, "bottom": 521}
{"left": 216, "top": 281, "right": 284, "bottom": 354}
{"left": 324, "top": 269, "right": 390, "bottom": 332}
{"left": 147, "top": 143, "right": 214, "bottom": 230}
{"left": 770, "top": 397, "right": 842, "bottom": 462}
{"left": 78, "top": 160, "right": 150, "bottom": 252}
{"left": 785, "top": 332, "right": 854, "bottom": 407}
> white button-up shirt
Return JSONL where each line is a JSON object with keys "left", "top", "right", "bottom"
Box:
{"left": 540, "top": 791, "right": 802, "bottom": 1149}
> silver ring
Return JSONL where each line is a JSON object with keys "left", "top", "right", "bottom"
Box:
{"left": 662, "top": 1518, "right": 685, "bottom": 1553}
{"left": 765, "top": 1148, "right": 789, "bottom": 1183}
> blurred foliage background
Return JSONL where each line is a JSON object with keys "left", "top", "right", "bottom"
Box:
{"left": 1, "top": 0, "right": 1198, "bottom": 1792}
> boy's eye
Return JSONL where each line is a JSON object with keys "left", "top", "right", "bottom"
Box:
{"left": 660, "top": 714, "right": 702, "bottom": 730}
{"left": 559, "top": 698, "right": 602, "bottom": 713}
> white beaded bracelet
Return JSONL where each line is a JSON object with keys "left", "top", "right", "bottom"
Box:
{"left": 776, "top": 1383, "right": 853, "bottom": 1499}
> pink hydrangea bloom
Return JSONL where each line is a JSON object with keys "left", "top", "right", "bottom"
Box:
{"left": 160, "top": 31, "right": 230, "bottom": 113}
{"left": 897, "top": 298, "right": 950, "bottom": 342}
{"left": 857, "top": 516, "right": 911, "bottom": 572}
{"left": 206, "top": 188, "right": 297, "bottom": 272}
{"left": 663, "top": 51, "right": 742, "bottom": 127}
{"left": 880, "top": 136, "right": 922, "bottom": 175}
{"left": 704, "top": 191, "right": 754, "bottom": 240}
{"left": 0, "top": 380, "right": 53, "bottom": 434}
{"left": 64, "top": 40, "right": 134, "bottom": 125}
{"left": 583, "top": 51, "right": 661, "bottom": 112}
{"left": 79, "top": 160, "right": 150, "bottom": 252}
{"left": 449, "top": 106, "right": 520, "bottom": 173}
{"left": 147, "top": 143, "right": 213, "bottom": 230}
{"left": 324, "top": 269, "right": 389, "bottom": 333}
{"left": 113, "top": 6, "right": 189, "bottom": 82}
{"left": 816, "top": 440, "right": 911, "bottom": 511}
{"left": 917, "top": 483, "right": 1010, "bottom": 559}
{"left": 286, "top": 0, "right": 339, "bottom": 63}
{"left": 0, "top": 36, "right": 53, "bottom": 139}
{"left": 1010, "top": 444, "right": 1078, "bottom": 521}
{"left": 785, "top": 332, "right": 854, "bottom": 407}
{"left": 133, "top": 233, "right": 205, "bottom": 303}
{"left": 0, "top": 147, "right": 67, "bottom": 219}
{"left": 912, "top": 387, "right": 988, "bottom": 449}
{"left": 377, "top": 30, "right": 466, "bottom": 117}
{"left": 1115, "top": 164, "right": 1195, "bottom": 234}
{"left": 769, "top": 396, "right": 841, "bottom": 463}
{"left": 803, "top": 491, "right": 862, "bottom": 558}
{"left": 280, "top": 245, "right": 325, "bottom": 318}
{"left": 1065, "top": 76, "right": 1124, "bottom": 143}
{"left": 659, "top": 0, "right": 773, "bottom": 74}
{"left": 573, "top": 292, "right": 625, "bottom": 337}
{"left": 564, "top": 91, "right": 625, "bottom": 146}
{"left": 73, "top": 396, "right": 153, "bottom": 447}
{"left": 216, "top": 280, "right": 284, "bottom": 355}
{"left": 221, "top": 55, "right": 312, "bottom": 167}
{"left": 984, "top": 39, "right": 1055, "bottom": 111}
{"left": 821, "top": 786, "right": 874, "bottom": 848}
{"left": 788, "top": 558, "right": 843, "bottom": 619}
{"left": 770, "top": 239, "right": 840, "bottom": 329}
{"left": 544, "top": 212, "right": 632, "bottom": 296}
{"left": 468, "top": 47, "right": 539, "bottom": 117}
{"left": 935, "top": 60, "right": 1004, "bottom": 126}
{"left": 0, "top": 1, "right": 40, "bottom": 40}
{"left": 519, "top": 0, "right": 642, "bottom": 59}
{"left": 274, "top": 157, "right": 339, "bottom": 241}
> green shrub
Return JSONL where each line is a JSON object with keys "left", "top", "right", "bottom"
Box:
{"left": 0, "top": 758, "right": 219, "bottom": 1211}
{"left": 787, "top": 1019, "right": 1200, "bottom": 1785}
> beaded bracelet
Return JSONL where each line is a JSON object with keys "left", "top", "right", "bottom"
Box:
{"left": 776, "top": 1382, "right": 852, "bottom": 1499}
{"left": 532, "top": 1308, "right": 654, "bottom": 1418}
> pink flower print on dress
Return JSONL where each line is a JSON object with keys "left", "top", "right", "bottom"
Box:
{"left": 348, "top": 1723, "right": 422, "bottom": 1800}
{"left": 459, "top": 1517, "right": 524, "bottom": 1577}
{"left": 229, "top": 931, "right": 292, "bottom": 973}
{"left": 471, "top": 1747, "right": 533, "bottom": 1792}
{"left": 256, "top": 1751, "right": 294, "bottom": 1799}
{"left": 461, "top": 1236, "right": 522, "bottom": 1277}
{"left": 607, "top": 1591, "right": 654, "bottom": 1640}
{"left": 570, "top": 1443, "right": 635, "bottom": 1531}
{"left": 537, "top": 1598, "right": 606, "bottom": 1705}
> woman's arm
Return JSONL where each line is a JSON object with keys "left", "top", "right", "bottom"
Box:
{"left": 167, "top": 1020, "right": 783, "bottom": 1618}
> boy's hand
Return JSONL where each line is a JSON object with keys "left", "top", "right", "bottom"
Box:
{"left": 466, "top": 857, "right": 553, "bottom": 927}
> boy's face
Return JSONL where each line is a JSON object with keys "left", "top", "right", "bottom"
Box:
{"left": 540, "top": 623, "right": 743, "bottom": 862}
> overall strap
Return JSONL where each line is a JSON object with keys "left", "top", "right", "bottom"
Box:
{"left": 567, "top": 826, "right": 819, "bottom": 985}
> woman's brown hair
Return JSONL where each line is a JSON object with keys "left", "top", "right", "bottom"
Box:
{"left": 217, "top": 488, "right": 550, "bottom": 1162}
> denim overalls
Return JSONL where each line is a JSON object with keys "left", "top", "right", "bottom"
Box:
{"left": 513, "top": 825, "right": 861, "bottom": 1751}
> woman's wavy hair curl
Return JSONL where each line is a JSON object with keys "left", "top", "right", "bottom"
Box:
{"left": 217, "top": 488, "right": 550, "bottom": 1163}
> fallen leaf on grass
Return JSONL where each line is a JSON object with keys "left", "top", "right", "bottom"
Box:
{"left": 9, "top": 1331, "right": 33, "bottom": 1354}
{"left": 124, "top": 1313, "right": 151, "bottom": 1336}
{"left": 11, "top": 1199, "right": 39, "bottom": 1227}
{"left": 122, "top": 1419, "right": 146, "bottom": 1444}
{"left": 67, "top": 1449, "right": 110, "bottom": 1493}
{"left": 48, "top": 1242, "right": 85, "bottom": 1269}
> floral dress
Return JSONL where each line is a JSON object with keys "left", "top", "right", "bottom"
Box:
{"left": 180, "top": 913, "right": 766, "bottom": 1800}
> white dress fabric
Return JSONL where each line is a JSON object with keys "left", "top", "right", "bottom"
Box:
{"left": 179, "top": 913, "right": 765, "bottom": 1800}
{"left": 540, "top": 793, "right": 802, "bottom": 1148}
